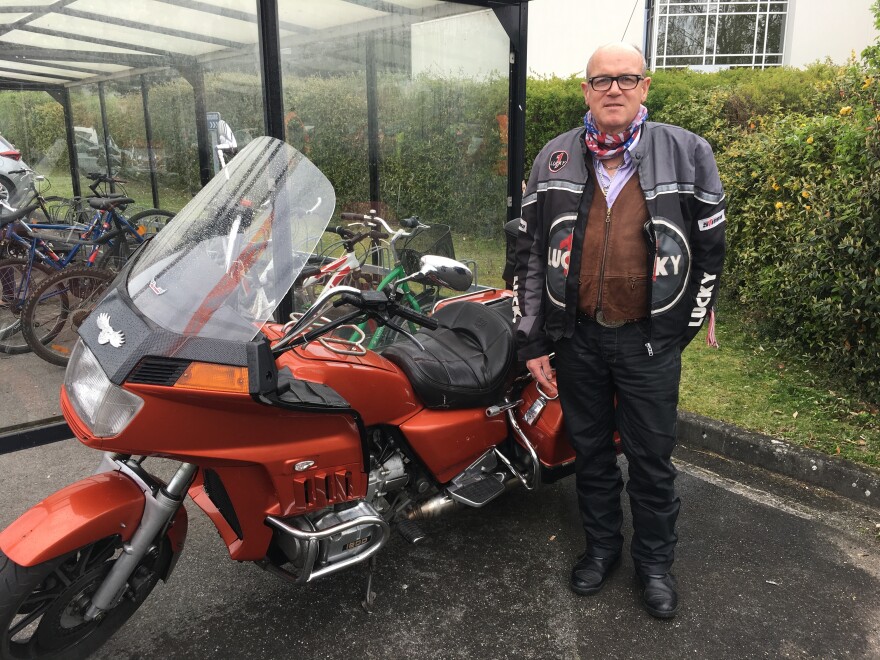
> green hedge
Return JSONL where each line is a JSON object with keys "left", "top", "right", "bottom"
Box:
{"left": 522, "top": 58, "right": 880, "bottom": 399}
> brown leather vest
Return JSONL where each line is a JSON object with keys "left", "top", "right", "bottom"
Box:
{"left": 577, "top": 171, "right": 650, "bottom": 322}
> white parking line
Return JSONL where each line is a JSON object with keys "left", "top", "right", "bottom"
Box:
{"left": 676, "top": 459, "right": 816, "bottom": 520}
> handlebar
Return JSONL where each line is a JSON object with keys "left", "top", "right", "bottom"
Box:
{"left": 273, "top": 286, "right": 438, "bottom": 353}
{"left": 0, "top": 202, "right": 40, "bottom": 228}
{"left": 85, "top": 172, "right": 127, "bottom": 183}
{"left": 390, "top": 300, "right": 439, "bottom": 330}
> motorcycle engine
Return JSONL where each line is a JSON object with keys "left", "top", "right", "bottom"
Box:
{"left": 276, "top": 501, "right": 385, "bottom": 571}
{"left": 273, "top": 434, "right": 416, "bottom": 574}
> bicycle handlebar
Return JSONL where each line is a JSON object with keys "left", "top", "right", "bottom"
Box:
{"left": 0, "top": 202, "right": 40, "bottom": 227}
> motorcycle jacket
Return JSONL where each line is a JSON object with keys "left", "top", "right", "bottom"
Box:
{"left": 512, "top": 122, "right": 726, "bottom": 361}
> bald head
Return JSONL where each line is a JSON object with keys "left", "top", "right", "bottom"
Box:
{"left": 586, "top": 43, "right": 647, "bottom": 78}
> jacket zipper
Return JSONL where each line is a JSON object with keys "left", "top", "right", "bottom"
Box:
{"left": 595, "top": 204, "right": 612, "bottom": 315}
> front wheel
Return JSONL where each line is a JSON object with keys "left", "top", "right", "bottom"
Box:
{"left": 0, "top": 537, "right": 166, "bottom": 660}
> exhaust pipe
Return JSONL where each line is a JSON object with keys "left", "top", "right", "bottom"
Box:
{"left": 405, "top": 476, "right": 520, "bottom": 521}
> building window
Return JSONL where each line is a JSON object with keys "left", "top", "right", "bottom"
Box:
{"left": 649, "top": 1, "right": 788, "bottom": 70}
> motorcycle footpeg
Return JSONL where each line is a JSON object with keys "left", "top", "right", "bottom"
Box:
{"left": 396, "top": 519, "right": 427, "bottom": 544}
{"left": 447, "top": 475, "right": 505, "bottom": 507}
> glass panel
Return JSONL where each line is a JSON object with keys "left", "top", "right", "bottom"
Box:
{"left": 664, "top": 15, "right": 709, "bottom": 57}
{"left": 279, "top": 2, "right": 511, "bottom": 245}
{"left": 664, "top": 55, "right": 707, "bottom": 66}
{"left": 714, "top": 54, "right": 759, "bottom": 65}
{"left": 659, "top": 16, "right": 669, "bottom": 57}
{"left": 665, "top": 3, "right": 708, "bottom": 15}
{"left": 766, "top": 13, "right": 786, "bottom": 53}
{"left": 715, "top": 13, "right": 758, "bottom": 55}
{"left": 722, "top": 3, "right": 759, "bottom": 14}
{"left": 0, "top": 0, "right": 265, "bottom": 432}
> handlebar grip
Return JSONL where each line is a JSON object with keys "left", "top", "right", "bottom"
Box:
{"left": 331, "top": 225, "right": 356, "bottom": 239}
{"left": 340, "top": 212, "right": 370, "bottom": 221}
{"left": 393, "top": 304, "right": 439, "bottom": 330}
{"left": 400, "top": 216, "right": 421, "bottom": 229}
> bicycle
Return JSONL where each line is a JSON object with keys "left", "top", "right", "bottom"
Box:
{"left": 0, "top": 193, "right": 171, "bottom": 354}
{"left": 4, "top": 168, "right": 71, "bottom": 228}
{"left": 292, "top": 211, "right": 459, "bottom": 351}
{"left": 19, "top": 264, "right": 117, "bottom": 366}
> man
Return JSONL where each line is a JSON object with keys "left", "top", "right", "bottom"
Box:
{"left": 512, "top": 43, "right": 725, "bottom": 618}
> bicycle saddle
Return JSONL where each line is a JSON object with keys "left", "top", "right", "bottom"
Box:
{"left": 88, "top": 197, "right": 135, "bottom": 210}
{"left": 382, "top": 301, "right": 514, "bottom": 409}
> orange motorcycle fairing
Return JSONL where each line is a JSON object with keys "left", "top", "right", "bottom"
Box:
{"left": 432, "top": 288, "right": 514, "bottom": 313}
{"left": 516, "top": 381, "right": 576, "bottom": 468}
{"left": 0, "top": 471, "right": 146, "bottom": 567}
{"left": 277, "top": 341, "right": 420, "bottom": 427}
{"left": 400, "top": 407, "right": 509, "bottom": 484}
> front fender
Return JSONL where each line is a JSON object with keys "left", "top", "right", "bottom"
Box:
{"left": 0, "top": 471, "right": 146, "bottom": 566}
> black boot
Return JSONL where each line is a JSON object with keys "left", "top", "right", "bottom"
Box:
{"left": 637, "top": 572, "right": 679, "bottom": 618}
{"left": 569, "top": 554, "right": 621, "bottom": 596}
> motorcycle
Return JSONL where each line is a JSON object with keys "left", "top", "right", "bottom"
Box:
{"left": 0, "top": 137, "right": 575, "bottom": 659}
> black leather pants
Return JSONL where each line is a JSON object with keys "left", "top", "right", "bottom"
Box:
{"left": 555, "top": 317, "right": 681, "bottom": 575}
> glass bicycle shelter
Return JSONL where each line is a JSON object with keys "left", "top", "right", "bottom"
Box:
{"left": 0, "top": 0, "right": 530, "bottom": 448}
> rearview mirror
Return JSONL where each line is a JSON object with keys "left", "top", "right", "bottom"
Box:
{"left": 413, "top": 255, "right": 472, "bottom": 292}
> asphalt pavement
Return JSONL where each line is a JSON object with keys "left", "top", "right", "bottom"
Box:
{"left": 1, "top": 438, "right": 878, "bottom": 659}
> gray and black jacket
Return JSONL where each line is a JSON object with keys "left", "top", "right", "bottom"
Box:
{"left": 513, "top": 121, "right": 726, "bottom": 361}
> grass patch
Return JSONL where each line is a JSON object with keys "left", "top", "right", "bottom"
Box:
{"left": 681, "top": 314, "right": 879, "bottom": 468}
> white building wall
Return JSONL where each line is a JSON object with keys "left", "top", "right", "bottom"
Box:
{"left": 785, "top": 0, "right": 879, "bottom": 67}
{"left": 525, "top": 0, "right": 879, "bottom": 76}
{"left": 526, "top": 0, "right": 647, "bottom": 78}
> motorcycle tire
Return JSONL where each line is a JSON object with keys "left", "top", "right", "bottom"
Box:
{"left": 20, "top": 266, "right": 116, "bottom": 367}
{"left": 0, "top": 537, "right": 166, "bottom": 660}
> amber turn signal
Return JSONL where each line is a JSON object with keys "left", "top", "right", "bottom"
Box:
{"left": 173, "top": 362, "right": 249, "bottom": 393}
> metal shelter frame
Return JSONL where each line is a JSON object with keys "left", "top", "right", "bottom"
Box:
{"left": 0, "top": 0, "right": 531, "bottom": 454}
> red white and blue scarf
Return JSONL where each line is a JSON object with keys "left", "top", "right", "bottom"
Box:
{"left": 583, "top": 104, "right": 648, "bottom": 159}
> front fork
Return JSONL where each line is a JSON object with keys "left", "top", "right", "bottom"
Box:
{"left": 84, "top": 459, "right": 198, "bottom": 621}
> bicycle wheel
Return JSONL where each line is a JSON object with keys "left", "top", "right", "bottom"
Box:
{"left": 21, "top": 266, "right": 116, "bottom": 367}
{"left": 96, "top": 232, "right": 137, "bottom": 272}
{"left": 128, "top": 208, "right": 175, "bottom": 236}
{"left": 0, "top": 257, "right": 55, "bottom": 354}
{"left": 26, "top": 195, "right": 70, "bottom": 224}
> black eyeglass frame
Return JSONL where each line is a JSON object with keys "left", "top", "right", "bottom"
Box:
{"left": 587, "top": 74, "right": 645, "bottom": 91}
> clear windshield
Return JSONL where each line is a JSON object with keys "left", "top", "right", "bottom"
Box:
{"left": 127, "top": 137, "right": 334, "bottom": 341}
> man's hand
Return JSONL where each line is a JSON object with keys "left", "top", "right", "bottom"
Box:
{"left": 526, "top": 355, "right": 557, "bottom": 397}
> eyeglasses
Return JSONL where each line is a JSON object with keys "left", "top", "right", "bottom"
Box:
{"left": 587, "top": 75, "right": 644, "bottom": 91}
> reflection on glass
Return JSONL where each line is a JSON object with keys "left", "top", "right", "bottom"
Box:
{"left": 0, "top": 0, "right": 266, "bottom": 432}
{"left": 654, "top": 1, "right": 788, "bottom": 69}
{"left": 279, "top": 1, "right": 511, "bottom": 241}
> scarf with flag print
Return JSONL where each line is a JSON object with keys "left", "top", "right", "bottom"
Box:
{"left": 583, "top": 104, "right": 648, "bottom": 159}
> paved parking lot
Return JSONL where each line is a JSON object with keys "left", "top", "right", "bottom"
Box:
{"left": 1, "top": 438, "right": 878, "bottom": 659}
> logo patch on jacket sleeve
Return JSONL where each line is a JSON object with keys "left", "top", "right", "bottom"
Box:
{"left": 549, "top": 150, "right": 569, "bottom": 173}
{"left": 698, "top": 210, "right": 725, "bottom": 231}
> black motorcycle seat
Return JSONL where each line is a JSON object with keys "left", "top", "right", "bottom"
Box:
{"left": 381, "top": 301, "right": 514, "bottom": 409}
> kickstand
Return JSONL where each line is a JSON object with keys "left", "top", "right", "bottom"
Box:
{"left": 361, "top": 555, "right": 378, "bottom": 613}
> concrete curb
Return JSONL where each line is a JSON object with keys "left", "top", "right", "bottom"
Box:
{"left": 677, "top": 410, "right": 880, "bottom": 509}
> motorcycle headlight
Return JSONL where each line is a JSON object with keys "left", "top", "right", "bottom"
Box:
{"left": 65, "top": 340, "right": 143, "bottom": 437}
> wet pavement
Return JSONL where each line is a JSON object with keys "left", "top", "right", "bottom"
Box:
{"left": 1, "top": 438, "right": 877, "bottom": 659}
{"left": 0, "top": 351, "right": 63, "bottom": 428}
